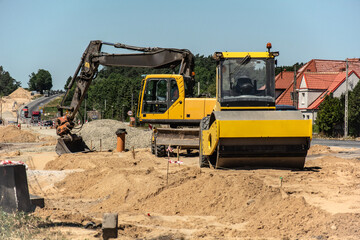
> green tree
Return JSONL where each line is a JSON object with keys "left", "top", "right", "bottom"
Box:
{"left": 0, "top": 66, "right": 21, "bottom": 96}
{"left": 348, "top": 82, "right": 360, "bottom": 136}
{"left": 86, "top": 73, "right": 141, "bottom": 120}
{"left": 315, "top": 94, "right": 344, "bottom": 137}
{"left": 275, "top": 62, "right": 304, "bottom": 76}
{"left": 28, "top": 69, "right": 53, "bottom": 94}
{"left": 194, "top": 54, "right": 216, "bottom": 96}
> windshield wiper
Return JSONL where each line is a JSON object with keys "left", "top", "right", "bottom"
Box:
{"left": 240, "top": 54, "right": 251, "bottom": 65}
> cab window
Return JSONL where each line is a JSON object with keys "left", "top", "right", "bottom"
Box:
{"left": 142, "top": 78, "right": 180, "bottom": 114}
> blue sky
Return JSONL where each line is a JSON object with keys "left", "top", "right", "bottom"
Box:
{"left": 0, "top": 0, "right": 359, "bottom": 90}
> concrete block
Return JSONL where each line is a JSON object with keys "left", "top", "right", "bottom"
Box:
{"left": 102, "top": 213, "right": 118, "bottom": 239}
{"left": 0, "top": 165, "right": 32, "bottom": 212}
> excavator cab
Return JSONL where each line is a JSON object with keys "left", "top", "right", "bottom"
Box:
{"left": 138, "top": 74, "right": 187, "bottom": 123}
{"left": 200, "top": 44, "right": 312, "bottom": 169}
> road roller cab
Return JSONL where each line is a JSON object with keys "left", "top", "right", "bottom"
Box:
{"left": 199, "top": 43, "right": 313, "bottom": 169}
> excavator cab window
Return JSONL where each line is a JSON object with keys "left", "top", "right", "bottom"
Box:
{"left": 143, "top": 79, "right": 168, "bottom": 113}
{"left": 170, "top": 80, "right": 179, "bottom": 102}
{"left": 142, "top": 78, "right": 179, "bottom": 114}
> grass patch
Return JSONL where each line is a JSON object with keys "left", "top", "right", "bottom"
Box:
{"left": 42, "top": 96, "right": 62, "bottom": 120}
{"left": 0, "top": 209, "right": 42, "bottom": 239}
{"left": 0, "top": 209, "right": 65, "bottom": 239}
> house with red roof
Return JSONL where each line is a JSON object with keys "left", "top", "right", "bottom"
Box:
{"left": 275, "top": 70, "right": 294, "bottom": 98}
{"left": 275, "top": 58, "right": 360, "bottom": 121}
{"left": 298, "top": 71, "right": 359, "bottom": 120}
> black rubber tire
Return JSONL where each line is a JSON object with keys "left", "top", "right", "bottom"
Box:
{"left": 199, "top": 116, "right": 210, "bottom": 168}
{"left": 156, "top": 145, "right": 166, "bottom": 157}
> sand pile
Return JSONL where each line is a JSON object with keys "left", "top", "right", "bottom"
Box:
{"left": 0, "top": 88, "right": 32, "bottom": 122}
{"left": 77, "top": 119, "right": 152, "bottom": 151}
{"left": 9, "top": 87, "right": 32, "bottom": 100}
{"left": 0, "top": 125, "right": 39, "bottom": 143}
{"left": 42, "top": 149, "right": 360, "bottom": 239}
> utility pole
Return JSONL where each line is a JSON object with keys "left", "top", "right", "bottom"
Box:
{"left": 293, "top": 66, "right": 297, "bottom": 108}
{"left": 344, "top": 58, "right": 349, "bottom": 138}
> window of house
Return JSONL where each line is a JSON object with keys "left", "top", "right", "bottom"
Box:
{"left": 301, "top": 92, "right": 305, "bottom": 105}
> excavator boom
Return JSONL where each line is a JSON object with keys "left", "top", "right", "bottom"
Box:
{"left": 55, "top": 40, "right": 195, "bottom": 155}
{"left": 56, "top": 40, "right": 194, "bottom": 135}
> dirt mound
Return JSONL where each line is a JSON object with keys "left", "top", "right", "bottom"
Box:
{"left": 9, "top": 87, "right": 32, "bottom": 100}
{"left": 0, "top": 88, "right": 32, "bottom": 123}
{"left": 309, "top": 144, "right": 357, "bottom": 155}
{"left": 0, "top": 126, "right": 39, "bottom": 143}
{"left": 308, "top": 144, "right": 331, "bottom": 155}
{"left": 78, "top": 119, "right": 152, "bottom": 151}
{"left": 42, "top": 150, "right": 360, "bottom": 239}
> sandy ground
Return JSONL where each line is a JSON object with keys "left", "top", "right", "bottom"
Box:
{"left": 1, "top": 126, "right": 360, "bottom": 239}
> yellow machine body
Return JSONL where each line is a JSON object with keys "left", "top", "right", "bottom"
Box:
{"left": 138, "top": 74, "right": 215, "bottom": 125}
{"left": 200, "top": 49, "right": 313, "bottom": 169}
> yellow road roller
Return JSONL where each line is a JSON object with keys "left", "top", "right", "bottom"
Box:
{"left": 199, "top": 43, "right": 312, "bottom": 169}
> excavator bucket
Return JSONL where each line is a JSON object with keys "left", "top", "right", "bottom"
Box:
{"left": 201, "top": 111, "right": 312, "bottom": 169}
{"left": 55, "top": 134, "right": 90, "bottom": 155}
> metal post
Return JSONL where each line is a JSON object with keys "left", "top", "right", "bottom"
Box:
{"left": 122, "top": 105, "right": 124, "bottom": 122}
{"left": 198, "top": 82, "right": 200, "bottom": 95}
{"left": 344, "top": 58, "right": 349, "bottom": 138}
{"left": 293, "top": 66, "right": 297, "bottom": 108}
{"left": 131, "top": 92, "right": 134, "bottom": 112}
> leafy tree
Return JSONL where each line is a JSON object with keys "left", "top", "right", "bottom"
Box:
{"left": 315, "top": 94, "right": 344, "bottom": 137}
{"left": 28, "top": 69, "right": 52, "bottom": 94}
{"left": 62, "top": 76, "right": 74, "bottom": 105}
{"left": 348, "top": 82, "right": 360, "bottom": 136}
{"left": 87, "top": 73, "right": 141, "bottom": 120}
{"left": 275, "top": 62, "right": 304, "bottom": 76}
{"left": 194, "top": 54, "right": 216, "bottom": 96}
{"left": 0, "top": 66, "right": 21, "bottom": 96}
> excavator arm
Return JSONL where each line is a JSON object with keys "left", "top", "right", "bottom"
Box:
{"left": 56, "top": 40, "right": 194, "bottom": 137}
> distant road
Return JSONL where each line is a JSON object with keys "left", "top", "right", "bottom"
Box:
{"left": 311, "top": 138, "right": 360, "bottom": 148}
{"left": 20, "top": 94, "right": 63, "bottom": 123}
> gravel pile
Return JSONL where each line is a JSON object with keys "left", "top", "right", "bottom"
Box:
{"left": 77, "top": 119, "right": 152, "bottom": 151}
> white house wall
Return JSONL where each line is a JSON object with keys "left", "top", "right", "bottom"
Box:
{"left": 308, "top": 91, "right": 323, "bottom": 107}
{"left": 300, "top": 76, "right": 307, "bottom": 88}
{"left": 298, "top": 90, "right": 323, "bottom": 109}
{"left": 298, "top": 90, "right": 307, "bottom": 109}
{"left": 333, "top": 73, "right": 360, "bottom": 98}
{"left": 300, "top": 109, "right": 316, "bottom": 121}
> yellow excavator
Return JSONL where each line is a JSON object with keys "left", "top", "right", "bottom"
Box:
{"left": 55, "top": 40, "right": 215, "bottom": 155}
{"left": 199, "top": 43, "right": 312, "bottom": 169}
